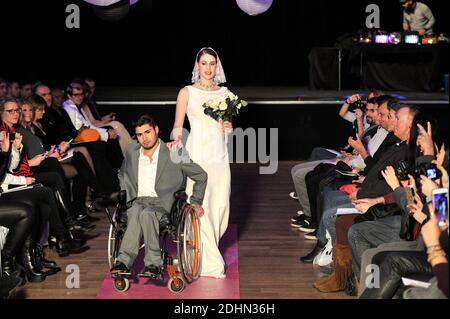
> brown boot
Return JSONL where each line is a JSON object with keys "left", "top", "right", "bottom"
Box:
{"left": 313, "top": 243, "right": 352, "bottom": 293}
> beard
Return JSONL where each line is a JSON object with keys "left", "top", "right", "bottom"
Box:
{"left": 141, "top": 139, "right": 158, "bottom": 150}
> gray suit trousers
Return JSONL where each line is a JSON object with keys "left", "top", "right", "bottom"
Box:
{"left": 117, "top": 197, "right": 168, "bottom": 269}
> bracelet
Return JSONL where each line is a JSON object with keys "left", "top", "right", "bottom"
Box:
{"left": 426, "top": 245, "right": 442, "bottom": 254}
{"left": 427, "top": 249, "right": 446, "bottom": 263}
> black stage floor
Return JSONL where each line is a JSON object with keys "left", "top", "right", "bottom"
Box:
{"left": 96, "top": 86, "right": 449, "bottom": 104}
{"left": 94, "top": 86, "right": 449, "bottom": 161}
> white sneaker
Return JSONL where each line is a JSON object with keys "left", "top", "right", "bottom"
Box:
{"left": 313, "top": 232, "right": 334, "bottom": 266}
{"left": 289, "top": 192, "right": 299, "bottom": 200}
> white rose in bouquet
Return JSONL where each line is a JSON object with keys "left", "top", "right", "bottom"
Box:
{"left": 219, "top": 101, "right": 228, "bottom": 111}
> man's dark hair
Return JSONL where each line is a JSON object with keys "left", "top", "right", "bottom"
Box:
{"left": 133, "top": 114, "right": 157, "bottom": 129}
{"left": 375, "top": 95, "right": 397, "bottom": 108}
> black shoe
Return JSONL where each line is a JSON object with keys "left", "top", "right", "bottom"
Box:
{"left": 298, "top": 221, "right": 317, "bottom": 233}
{"left": 1, "top": 250, "right": 15, "bottom": 277}
{"left": 68, "top": 223, "right": 95, "bottom": 235}
{"left": 290, "top": 214, "right": 307, "bottom": 223}
{"left": 0, "top": 273, "right": 23, "bottom": 299}
{"left": 111, "top": 261, "right": 131, "bottom": 275}
{"left": 140, "top": 264, "right": 163, "bottom": 281}
{"left": 290, "top": 216, "right": 311, "bottom": 228}
{"left": 77, "top": 213, "right": 100, "bottom": 223}
{"left": 300, "top": 241, "right": 325, "bottom": 263}
{"left": 33, "top": 244, "right": 60, "bottom": 271}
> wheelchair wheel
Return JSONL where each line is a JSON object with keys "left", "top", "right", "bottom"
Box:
{"left": 113, "top": 277, "right": 130, "bottom": 292}
{"left": 177, "top": 206, "right": 201, "bottom": 283}
{"left": 168, "top": 277, "right": 185, "bottom": 293}
{"left": 108, "top": 223, "right": 123, "bottom": 269}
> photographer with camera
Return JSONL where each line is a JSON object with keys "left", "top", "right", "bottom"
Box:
{"left": 340, "top": 91, "right": 382, "bottom": 139}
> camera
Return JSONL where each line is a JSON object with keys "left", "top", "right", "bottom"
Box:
{"left": 394, "top": 160, "right": 410, "bottom": 181}
{"left": 348, "top": 98, "right": 366, "bottom": 112}
{"left": 394, "top": 160, "right": 442, "bottom": 181}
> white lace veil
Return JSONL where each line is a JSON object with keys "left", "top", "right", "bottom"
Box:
{"left": 191, "top": 47, "right": 227, "bottom": 84}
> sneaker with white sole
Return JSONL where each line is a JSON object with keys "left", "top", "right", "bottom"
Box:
{"left": 304, "top": 230, "right": 318, "bottom": 240}
{"left": 290, "top": 216, "right": 311, "bottom": 228}
{"left": 291, "top": 214, "right": 307, "bottom": 223}
{"left": 289, "top": 192, "right": 299, "bottom": 200}
{"left": 298, "top": 221, "right": 316, "bottom": 233}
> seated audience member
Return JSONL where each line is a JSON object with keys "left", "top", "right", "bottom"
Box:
{"left": 312, "top": 104, "right": 421, "bottom": 293}
{"left": 6, "top": 81, "right": 21, "bottom": 99}
{"left": 20, "top": 83, "right": 33, "bottom": 100}
{"left": 63, "top": 81, "right": 124, "bottom": 175}
{"left": 357, "top": 147, "right": 448, "bottom": 298}
{"left": 83, "top": 77, "right": 133, "bottom": 154}
{"left": 17, "top": 96, "right": 104, "bottom": 220}
{"left": 290, "top": 92, "right": 383, "bottom": 231}
{"left": 0, "top": 78, "right": 7, "bottom": 101}
{"left": 1, "top": 98, "right": 91, "bottom": 244}
{"left": 298, "top": 96, "right": 395, "bottom": 255}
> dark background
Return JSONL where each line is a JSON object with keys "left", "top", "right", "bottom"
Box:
{"left": 1, "top": 0, "right": 448, "bottom": 87}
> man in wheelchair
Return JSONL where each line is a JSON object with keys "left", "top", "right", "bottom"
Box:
{"left": 110, "top": 115, "right": 207, "bottom": 280}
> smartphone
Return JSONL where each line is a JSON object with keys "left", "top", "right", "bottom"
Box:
{"left": 432, "top": 188, "right": 449, "bottom": 226}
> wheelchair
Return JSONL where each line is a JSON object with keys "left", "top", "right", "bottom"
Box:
{"left": 95, "top": 190, "right": 202, "bottom": 293}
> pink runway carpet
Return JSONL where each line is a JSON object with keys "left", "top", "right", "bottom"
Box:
{"left": 96, "top": 225, "right": 239, "bottom": 299}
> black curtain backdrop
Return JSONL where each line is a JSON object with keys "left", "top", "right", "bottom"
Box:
{"left": 0, "top": 0, "right": 448, "bottom": 88}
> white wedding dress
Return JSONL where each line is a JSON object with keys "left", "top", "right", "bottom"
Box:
{"left": 185, "top": 85, "right": 231, "bottom": 279}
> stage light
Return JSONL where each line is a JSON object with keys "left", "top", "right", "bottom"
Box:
{"left": 374, "top": 34, "right": 390, "bottom": 44}
{"left": 404, "top": 34, "right": 420, "bottom": 44}
{"left": 390, "top": 32, "right": 402, "bottom": 44}
{"left": 421, "top": 35, "right": 438, "bottom": 45}
{"left": 236, "top": 0, "right": 273, "bottom": 16}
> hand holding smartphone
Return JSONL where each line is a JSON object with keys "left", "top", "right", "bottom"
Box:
{"left": 432, "top": 188, "right": 449, "bottom": 226}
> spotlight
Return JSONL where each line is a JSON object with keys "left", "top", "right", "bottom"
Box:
{"left": 390, "top": 32, "right": 402, "bottom": 45}
{"left": 421, "top": 35, "right": 438, "bottom": 45}
{"left": 375, "top": 34, "right": 390, "bottom": 44}
{"left": 404, "top": 32, "right": 420, "bottom": 44}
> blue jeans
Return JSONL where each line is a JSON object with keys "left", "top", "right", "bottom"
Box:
{"left": 317, "top": 190, "right": 352, "bottom": 244}
{"left": 348, "top": 215, "right": 402, "bottom": 277}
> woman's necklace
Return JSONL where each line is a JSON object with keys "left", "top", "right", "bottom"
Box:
{"left": 197, "top": 80, "right": 216, "bottom": 91}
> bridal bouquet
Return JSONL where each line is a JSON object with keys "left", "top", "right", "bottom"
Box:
{"left": 202, "top": 92, "right": 248, "bottom": 122}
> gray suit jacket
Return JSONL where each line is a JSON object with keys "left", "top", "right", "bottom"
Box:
{"left": 119, "top": 139, "right": 207, "bottom": 213}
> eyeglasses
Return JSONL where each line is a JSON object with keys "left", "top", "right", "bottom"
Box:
{"left": 5, "top": 109, "right": 21, "bottom": 114}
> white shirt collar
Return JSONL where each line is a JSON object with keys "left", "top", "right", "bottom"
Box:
{"left": 139, "top": 140, "right": 161, "bottom": 164}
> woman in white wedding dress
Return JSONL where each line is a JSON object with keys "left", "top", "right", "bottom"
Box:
{"left": 170, "top": 47, "right": 231, "bottom": 278}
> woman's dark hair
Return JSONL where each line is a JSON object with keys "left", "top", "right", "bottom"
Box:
{"left": 26, "top": 94, "right": 46, "bottom": 111}
{"left": 196, "top": 48, "right": 217, "bottom": 62}
{"left": 133, "top": 114, "right": 157, "bottom": 129}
